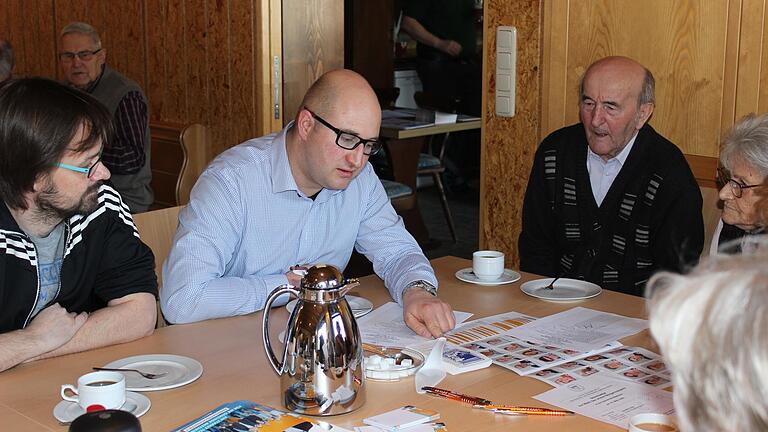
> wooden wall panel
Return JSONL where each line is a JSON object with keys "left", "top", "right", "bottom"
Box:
{"left": 4, "top": 0, "right": 309, "bottom": 163}
{"left": 542, "top": 0, "right": 732, "bottom": 158}
{"left": 479, "top": 0, "right": 542, "bottom": 265}
{"left": 5, "top": 0, "right": 342, "bottom": 158}
{"left": 230, "top": 0, "right": 256, "bottom": 145}
{"left": 760, "top": 1, "right": 768, "bottom": 115}
{"left": 185, "top": 0, "right": 210, "bottom": 135}
{"left": 281, "top": 0, "right": 344, "bottom": 123}
{"left": 7, "top": 0, "right": 57, "bottom": 79}
{"left": 206, "top": 0, "right": 231, "bottom": 155}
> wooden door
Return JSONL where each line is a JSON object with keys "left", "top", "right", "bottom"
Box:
{"left": 281, "top": 0, "right": 345, "bottom": 124}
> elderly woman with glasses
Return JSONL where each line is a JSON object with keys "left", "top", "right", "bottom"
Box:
{"left": 711, "top": 113, "right": 768, "bottom": 254}
{"left": 647, "top": 251, "right": 768, "bottom": 432}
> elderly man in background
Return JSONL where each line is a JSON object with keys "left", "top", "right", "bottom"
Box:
{"left": 647, "top": 251, "right": 768, "bottom": 432}
{"left": 58, "top": 22, "right": 153, "bottom": 213}
{"left": 519, "top": 56, "right": 703, "bottom": 296}
{"left": 162, "top": 69, "right": 455, "bottom": 339}
{"left": 0, "top": 78, "right": 157, "bottom": 372}
{"left": 0, "top": 39, "right": 13, "bottom": 82}
{"left": 711, "top": 113, "right": 768, "bottom": 254}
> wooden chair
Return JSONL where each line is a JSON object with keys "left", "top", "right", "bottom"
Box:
{"left": 132, "top": 205, "right": 183, "bottom": 327}
{"left": 149, "top": 122, "right": 209, "bottom": 208}
{"left": 701, "top": 185, "right": 723, "bottom": 257}
{"left": 413, "top": 91, "right": 458, "bottom": 242}
{"left": 176, "top": 124, "right": 208, "bottom": 205}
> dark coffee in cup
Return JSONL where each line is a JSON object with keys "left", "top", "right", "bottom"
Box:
{"left": 86, "top": 381, "right": 117, "bottom": 387}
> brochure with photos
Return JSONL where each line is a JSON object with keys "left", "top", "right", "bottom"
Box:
{"left": 172, "top": 400, "right": 352, "bottom": 432}
{"left": 444, "top": 311, "right": 671, "bottom": 389}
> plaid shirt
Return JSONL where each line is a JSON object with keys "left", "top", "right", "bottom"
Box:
{"left": 103, "top": 91, "right": 147, "bottom": 174}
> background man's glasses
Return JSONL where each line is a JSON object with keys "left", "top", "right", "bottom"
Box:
{"left": 58, "top": 49, "right": 102, "bottom": 63}
{"left": 717, "top": 168, "right": 763, "bottom": 198}
{"left": 305, "top": 107, "right": 382, "bottom": 156}
{"left": 56, "top": 152, "right": 103, "bottom": 179}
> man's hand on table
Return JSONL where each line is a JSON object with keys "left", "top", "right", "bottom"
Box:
{"left": 403, "top": 288, "right": 455, "bottom": 338}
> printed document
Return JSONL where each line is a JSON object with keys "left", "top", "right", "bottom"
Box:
{"left": 533, "top": 375, "right": 675, "bottom": 429}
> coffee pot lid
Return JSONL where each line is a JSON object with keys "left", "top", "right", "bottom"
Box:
{"left": 301, "top": 264, "right": 345, "bottom": 290}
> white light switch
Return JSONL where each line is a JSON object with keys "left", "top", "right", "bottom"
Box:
{"left": 497, "top": 73, "right": 512, "bottom": 91}
{"left": 495, "top": 26, "right": 516, "bottom": 117}
{"left": 498, "top": 52, "right": 513, "bottom": 70}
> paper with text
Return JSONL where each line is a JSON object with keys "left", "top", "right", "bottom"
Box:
{"left": 357, "top": 302, "right": 472, "bottom": 347}
{"left": 507, "top": 307, "right": 648, "bottom": 352}
{"left": 533, "top": 375, "right": 675, "bottom": 429}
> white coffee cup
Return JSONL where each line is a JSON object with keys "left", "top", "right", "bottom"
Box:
{"left": 472, "top": 250, "right": 505, "bottom": 281}
{"left": 628, "top": 413, "right": 678, "bottom": 432}
{"left": 61, "top": 371, "right": 126, "bottom": 410}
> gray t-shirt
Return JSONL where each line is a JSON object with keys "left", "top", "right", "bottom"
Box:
{"left": 29, "top": 223, "right": 66, "bottom": 318}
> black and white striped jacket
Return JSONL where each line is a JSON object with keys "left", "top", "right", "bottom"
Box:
{"left": 0, "top": 184, "right": 157, "bottom": 332}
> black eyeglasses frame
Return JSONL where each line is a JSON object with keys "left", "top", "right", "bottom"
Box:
{"left": 304, "top": 107, "right": 382, "bottom": 156}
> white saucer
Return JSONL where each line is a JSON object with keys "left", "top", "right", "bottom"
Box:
{"left": 455, "top": 268, "right": 522, "bottom": 285}
{"left": 53, "top": 391, "right": 150, "bottom": 423}
{"left": 286, "top": 295, "right": 374, "bottom": 318}
{"left": 520, "top": 278, "right": 602, "bottom": 301}
{"left": 102, "top": 354, "right": 203, "bottom": 391}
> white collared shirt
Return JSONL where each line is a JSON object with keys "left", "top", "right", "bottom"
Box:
{"left": 586, "top": 133, "right": 638, "bottom": 206}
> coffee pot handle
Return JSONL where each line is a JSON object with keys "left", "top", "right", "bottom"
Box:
{"left": 262, "top": 284, "right": 300, "bottom": 375}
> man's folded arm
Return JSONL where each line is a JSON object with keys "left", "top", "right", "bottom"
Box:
{"left": 31, "top": 292, "right": 157, "bottom": 361}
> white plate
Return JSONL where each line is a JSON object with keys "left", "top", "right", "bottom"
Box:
{"left": 285, "top": 295, "right": 374, "bottom": 318}
{"left": 53, "top": 391, "right": 150, "bottom": 423}
{"left": 455, "top": 268, "right": 522, "bottom": 285}
{"left": 520, "top": 278, "right": 602, "bottom": 301}
{"left": 102, "top": 354, "right": 203, "bottom": 392}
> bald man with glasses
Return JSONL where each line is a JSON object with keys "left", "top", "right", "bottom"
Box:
{"left": 161, "top": 69, "right": 455, "bottom": 339}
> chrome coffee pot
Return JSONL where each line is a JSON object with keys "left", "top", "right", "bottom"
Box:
{"left": 262, "top": 264, "right": 365, "bottom": 416}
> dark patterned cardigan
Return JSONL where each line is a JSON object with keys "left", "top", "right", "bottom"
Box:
{"left": 518, "top": 123, "right": 703, "bottom": 296}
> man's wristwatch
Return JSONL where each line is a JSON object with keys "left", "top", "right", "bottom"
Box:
{"left": 404, "top": 280, "right": 438, "bottom": 297}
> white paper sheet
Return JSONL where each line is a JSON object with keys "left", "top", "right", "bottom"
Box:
{"left": 507, "top": 307, "right": 648, "bottom": 352}
{"left": 357, "top": 302, "right": 472, "bottom": 347}
{"left": 533, "top": 374, "right": 675, "bottom": 429}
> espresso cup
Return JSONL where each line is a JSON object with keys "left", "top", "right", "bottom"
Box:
{"left": 61, "top": 371, "right": 126, "bottom": 410}
{"left": 472, "top": 250, "right": 505, "bottom": 281}
{"left": 628, "top": 413, "right": 678, "bottom": 432}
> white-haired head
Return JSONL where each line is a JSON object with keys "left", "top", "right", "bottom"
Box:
{"left": 647, "top": 248, "right": 768, "bottom": 432}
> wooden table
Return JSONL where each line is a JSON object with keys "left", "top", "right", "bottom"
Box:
{"left": 0, "top": 256, "right": 652, "bottom": 431}
{"left": 380, "top": 121, "right": 481, "bottom": 244}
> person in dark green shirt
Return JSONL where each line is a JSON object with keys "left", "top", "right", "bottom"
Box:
{"left": 400, "top": 0, "right": 482, "bottom": 187}
{"left": 400, "top": 0, "right": 480, "bottom": 115}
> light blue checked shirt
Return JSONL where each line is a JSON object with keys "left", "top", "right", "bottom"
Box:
{"left": 161, "top": 125, "right": 437, "bottom": 324}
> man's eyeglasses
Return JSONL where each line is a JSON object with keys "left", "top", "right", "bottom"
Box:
{"left": 58, "top": 48, "right": 102, "bottom": 63}
{"left": 717, "top": 167, "right": 763, "bottom": 198}
{"left": 305, "top": 108, "right": 382, "bottom": 156}
{"left": 55, "top": 151, "right": 103, "bottom": 179}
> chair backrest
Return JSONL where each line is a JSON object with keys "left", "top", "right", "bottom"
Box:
{"left": 149, "top": 122, "right": 208, "bottom": 208}
{"left": 176, "top": 124, "right": 208, "bottom": 205}
{"left": 132, "top": 205, "right": 182, "bottom": 327}
{"left": 701, "top": 186, "right": 722, "bottom": 256}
